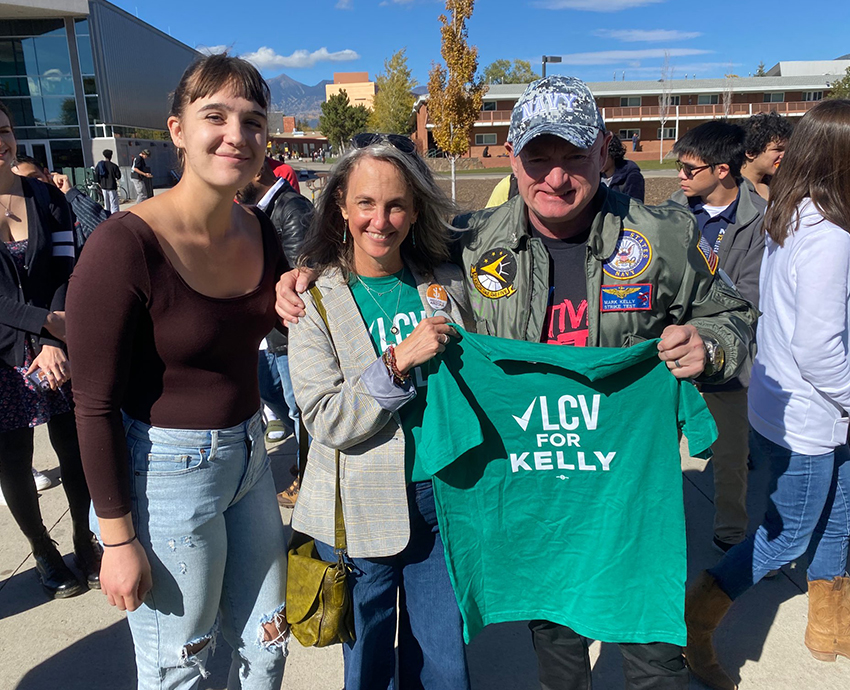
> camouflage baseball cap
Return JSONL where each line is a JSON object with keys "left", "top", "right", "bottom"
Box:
{"left": 508, "top": 76, "right": 605, "bottom": 154}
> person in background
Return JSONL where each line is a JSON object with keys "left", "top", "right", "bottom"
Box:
{"left": 95, "top": 149, "right": 122, "bottom": 214}
{"left": 66, "top": 54, "right": 289, "bottom": 688}
{"left": 0, "top": 101, "right": 100, "bottom": 599}
{"left": 237, "top": 158, "right": 313, "bottom": 508}
{"left": 632, "top": 130, "right": 640, "bottom": 151}
{"left": 130, "top": 149, "right": 153, "bottom": 203}
{"left": 669, "top": 120, "right": 765, "bottom": 556}
{"left": 269, "top": 156, "right": 300, "bottom": 193}
{"left": 740, "top": 111, "right": 793, "bottom": 200}
{"left": 14, "top": 155, "right": 109, "bottom": 248}
{"left": 601, "top": 133, "right": 645, "bottom": 202}
{"left": 685, "top": 98, "right": 850, "bottom": 690}
{"left": 289, "top": 133, "right": 474, "bottom": 690}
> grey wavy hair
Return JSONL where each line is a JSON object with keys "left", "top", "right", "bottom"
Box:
{"left": 298, "top": 141, "right": 457, "bottom": 279}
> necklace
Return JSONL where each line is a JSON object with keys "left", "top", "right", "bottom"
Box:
{"left": 358, "top": 268, "right": 407, "bottom": 335}
{"left": 0, "top": 193, "right": 13, "bottom": 218}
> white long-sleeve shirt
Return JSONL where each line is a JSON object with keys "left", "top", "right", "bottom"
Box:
{"left": 749, "top": 199, "right": 850, "bottom": 454}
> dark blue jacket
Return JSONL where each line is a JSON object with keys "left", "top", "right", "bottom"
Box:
{"left": 608, "top": 159, "right": 645, "bottom": 202}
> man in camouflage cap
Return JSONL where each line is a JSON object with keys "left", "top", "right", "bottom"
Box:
{"left": 449, "top": 75, "right": 756, "bottom": 689}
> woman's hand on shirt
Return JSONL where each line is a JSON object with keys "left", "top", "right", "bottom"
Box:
{"left": 101, "top": 539, "right": 153, "bottom": 612}
{"left": 394, "top": 316, "right": 457, "bottom": 374}
{"left": 26, "top": 345, "right": 70, "bottom": 389}
{"left": 43, "top": 310, "right": 66, "bottom": 341}
{"left": 275, "top": 267, "right": 317, "bottom": 325}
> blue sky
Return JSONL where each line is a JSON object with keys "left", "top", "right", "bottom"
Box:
{"left": 114, "top": 0, "right": 850, "bottom": 86}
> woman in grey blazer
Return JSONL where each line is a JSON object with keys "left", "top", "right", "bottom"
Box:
{"left": 289, "top": 134, "right": 474, "bottom": 690}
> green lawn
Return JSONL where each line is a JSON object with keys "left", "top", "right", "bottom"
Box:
{"left": 633, "top": 159, "right": 677, "bottom": 171}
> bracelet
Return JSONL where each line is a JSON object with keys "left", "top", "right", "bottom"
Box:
{"left": 102, "top": 534, "right": 138, "bottom": 548}
{"left": 382, "top": 345, "right": 410, "bottom": 386}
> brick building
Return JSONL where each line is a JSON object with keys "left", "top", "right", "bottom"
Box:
{"left": 412, "top": 58, "right": 849, "bottom": 165}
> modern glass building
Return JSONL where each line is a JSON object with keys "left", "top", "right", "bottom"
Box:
{"left": 0, "top": 0, "right": 198, "bottom": 183}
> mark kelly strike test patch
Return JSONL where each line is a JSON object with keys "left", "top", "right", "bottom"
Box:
{"left": 600, "top": 284, "right": 652, "bottom": 312}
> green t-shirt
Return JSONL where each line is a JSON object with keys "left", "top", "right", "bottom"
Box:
{"left": 349, "top": 269, "right": 433, "bottom": 482}
{"left": 418, "top": 328, "right": 717, "bottom": 646}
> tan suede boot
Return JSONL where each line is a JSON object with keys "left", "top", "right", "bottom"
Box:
{"left": 685, "top": 571, "right": 738, "bottom": 690}
{"left": 805, "top": 576, "right": 850, "bottom": 662}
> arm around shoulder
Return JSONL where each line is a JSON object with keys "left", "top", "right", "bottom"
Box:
{"left": 288, "top": 289, "right": 396, "bottom": 450}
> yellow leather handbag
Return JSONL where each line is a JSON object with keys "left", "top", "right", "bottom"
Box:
{"left": 285, "top": 287, "right": 356, "bottom": 647}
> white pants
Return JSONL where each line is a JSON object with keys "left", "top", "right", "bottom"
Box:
{"left": 102, "top": 189, "right": 119, "bottom": 214}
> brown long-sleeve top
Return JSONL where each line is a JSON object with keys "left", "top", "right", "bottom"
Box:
{"left": 66, "top": 210, "right": 286, "bottom": 518}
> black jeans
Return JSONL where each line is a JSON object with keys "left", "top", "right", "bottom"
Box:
{"left": 0, "top": 411, "right": 91, "bottom": 542}
{"left": 529, "top": 620, "right": 688, "bottom": 690}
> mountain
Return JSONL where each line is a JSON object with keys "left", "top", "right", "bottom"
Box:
{"left": 266, "top": 73, "right": 331, "bottom": 122}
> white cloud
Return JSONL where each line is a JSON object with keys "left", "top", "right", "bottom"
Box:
{"left": 241, "top": 46, "right": 361, "bottom": 70}
{"left": 335, "top": 0, "right": 352, "bottom": 8}
{"left": 593, "top": 29, "right": 701, "bottom": 42}
{"left": 196, "top": 44, "right": 229, "bottom": 55}
{"left": 534, "top": 0, "right": 666, "bottom": 11}
{"left": 557, "top": 48, "right": 710, "bottom": 65}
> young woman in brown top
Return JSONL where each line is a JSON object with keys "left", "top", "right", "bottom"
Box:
{"left": 66, "top": 55, "right": 289, "bottom": 688}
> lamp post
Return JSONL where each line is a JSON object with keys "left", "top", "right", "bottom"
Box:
{"left": 541, "top": 55, "right": 562, "bottom": 78}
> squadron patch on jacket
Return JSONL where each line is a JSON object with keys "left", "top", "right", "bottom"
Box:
{"left": 600, "top": 284, "right": 652, "bottom": 312}
{"left": 471, "top": 247, "right": 517, "bottom": 299}
{"left": 697, "top": 235, "right": 719, "bottom": 274}
{"left": 602, "top": 229, "right": 652, "bottom": 280}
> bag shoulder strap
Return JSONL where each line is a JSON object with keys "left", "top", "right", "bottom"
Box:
{"left": 305, "top": 285, "right": 347, "bottom": 554}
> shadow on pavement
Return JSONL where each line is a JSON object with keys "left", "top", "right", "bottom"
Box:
{"left": 15, "top": 620, "right": 136, "bottom": 690}
{"left": 0, "top": 562, "right": 71, "bottom": 620}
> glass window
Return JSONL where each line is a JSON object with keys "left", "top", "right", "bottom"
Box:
{"left": 82, "top": 76, "right": 97, "bottom": 95}
{"left": 51, "top": 139, "right": 84, "bottom": 168}
{"left": 657, "top": 127, "right": 676, "bottom": 139}
{"left": 42, "top": 96, "right": 77, "bottom": 126}
{"left": 698, "top": 94, "right": 719, "bottom": 105}
{"left": 74, "top": 19, "right": 90, "bottom": 36}
{"left": 76, "top": 34, "right": 94, "bottom": 75}
{"left": 763, "top": 93, "right": 784, "bottom": 103}
{"left": 85, "top": 95, "right": 100, "bottom": 124}
{"left": 481, "top": 102, "right": 496, "bottom": 111}
{"left": 4, "top": 97, "right": 41, "bottom": 126}
{"left": 34, "top": 35, "right": 71, "bottom": 76}
{"left": 620, "top": 97, "right": 641, "bottom": 107}
{"left": 0, "top": 20, "right": 65, "bottom": 38}
{"left": 618, "top": 129, "right": 640, "bottom": 140}
{"left": 0, "top": 76, "right": 30, "bottom": 96}
{"left": 475, "top": 133, "right": 498, "bottom": 145}
{"left": 0, "top": 39, "right": 29, "bottom": 77}
{"left": 40, "top": 75, "right": 74, "bottom": 96}
{"left": 48, "top": 126, "right": 81, "bottom": 139}
{"left": 14, "top": 126, "right": 50, "bottom": 140}
{"left": 802, "top": 91, "right": 823, "bottom": 102}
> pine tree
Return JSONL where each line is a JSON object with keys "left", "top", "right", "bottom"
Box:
{"left": 319, "top": 91, "right": 369, "bottom": 153}
{"left": 427, "top": 0, "right": 486, "bottom": 200}
{"left": 755, "top": 61, "right": 767, "bottom": 77}
{"left": 369, "top": 49, "right": 418, "bottom": 135}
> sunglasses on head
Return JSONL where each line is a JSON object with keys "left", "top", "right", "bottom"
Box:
{"left": 351, "top": 133, "right": 416, "bottom": 155}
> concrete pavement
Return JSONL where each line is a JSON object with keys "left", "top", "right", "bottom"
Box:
{"left": 2, "top": 426, "right": 849, "bottom": 689}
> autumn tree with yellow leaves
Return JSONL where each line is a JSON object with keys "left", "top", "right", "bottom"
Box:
{"left": 427, "top": 0, "right": 486, "bottom": 200}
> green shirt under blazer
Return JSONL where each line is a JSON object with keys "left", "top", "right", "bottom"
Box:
{"left": 289, "top": 263, "right": 473, "bottom": 558}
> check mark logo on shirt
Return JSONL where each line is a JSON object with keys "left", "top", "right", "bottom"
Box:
{"left": 513, "top": 398, "right": 537, "bottom": 431}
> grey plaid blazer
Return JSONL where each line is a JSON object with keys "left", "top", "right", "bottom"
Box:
{"left": 289, "top": 263, "right": 473, "bottom": 558}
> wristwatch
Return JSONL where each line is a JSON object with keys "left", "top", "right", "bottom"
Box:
{"left": 702, "top": 337, "right": 726, "bottom": 378}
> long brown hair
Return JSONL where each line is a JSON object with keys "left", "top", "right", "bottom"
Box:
{"left": 764, "top": 99, "right": 850, "bottom": 245}
{"left": 299, "top": 142, "right": 455, "bottom": 279}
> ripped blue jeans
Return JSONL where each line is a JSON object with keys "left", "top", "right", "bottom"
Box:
{"left": 120, "top": 411, "right": 288, "bottom": 690}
